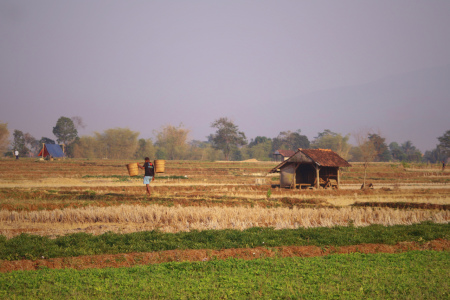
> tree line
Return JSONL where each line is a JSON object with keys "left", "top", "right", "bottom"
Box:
{"left": 0, "top": 117, "right": 448, "bottom": 163}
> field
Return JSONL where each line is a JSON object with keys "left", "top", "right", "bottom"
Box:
{"left": 0, "top": 158, "right": 449, "bottom": 298}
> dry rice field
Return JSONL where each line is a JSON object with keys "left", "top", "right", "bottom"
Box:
{"left": 0, "top": 158, "right": 449, "bottom": 238}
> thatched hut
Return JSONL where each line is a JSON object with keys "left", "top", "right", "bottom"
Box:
{"left": 273, "top": 149, "right": 296, "bottom": 162}
{"left": 269, "top": 148, "right": 351, "bottom": 189}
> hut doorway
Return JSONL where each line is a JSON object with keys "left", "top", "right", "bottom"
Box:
{"left": 295, "top": 164, "right": 315, "bottom": 188}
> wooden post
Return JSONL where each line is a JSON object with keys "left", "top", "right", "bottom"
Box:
{"left": 291, "top": 170, "right": 296, "bottom": 189}
{"left": 315, "top": 164, "right": 320, "bottom": 189}
{"left": 42, "top": 143, "right": 45, "bottom": 160}
{"left": 337, "top": 168, "right": 340, "bottom": 189}
{"left": 293, "top": 163, "right": 301, "bottom": 189}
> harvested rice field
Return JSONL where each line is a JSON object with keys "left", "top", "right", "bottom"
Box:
{"left": 1, "top": 159, "right": 448, "bottom": 238}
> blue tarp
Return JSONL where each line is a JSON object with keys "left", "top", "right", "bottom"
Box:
{"left": 38, "top": 144, "right": 65, "bottom": 157}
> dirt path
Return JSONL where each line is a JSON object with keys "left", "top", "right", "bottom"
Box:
{"left": 341, "top": 183, "right": 450, "bottom": 190}
{"left": 1, "top": 239, "right": 448, "bottom": 273}
{"left": 0, "top": 178, "right": 240, "bottom": 188}
{"left": 1, "top": 177, "right": 449, "bottom": 190}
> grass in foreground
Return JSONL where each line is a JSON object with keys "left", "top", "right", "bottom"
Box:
{"left": 0, "top": 251, "right": 448, "bottom": 299}
{"left": 0, "top": 222, "right": 448, "bottom": 261}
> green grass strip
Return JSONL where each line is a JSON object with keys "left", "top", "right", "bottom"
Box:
{"left": 1, "top": 251, "right": 448, "bottom": 299}
{"left": 0, "top": 222, "right": 448, "bottom": 261}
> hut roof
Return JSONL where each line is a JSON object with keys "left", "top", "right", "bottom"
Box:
{"left": 274, "top": 149, "right": 296, "bottom": 157}
{"left": 270, "top": 148, "right": 351, "bottom": 172}
{"left": 301, "top": 149, "right": 351, "bottom": 167}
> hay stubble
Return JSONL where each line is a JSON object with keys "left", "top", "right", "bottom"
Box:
{"left": 1, "top": 204, "right": 448, "bottom": 238}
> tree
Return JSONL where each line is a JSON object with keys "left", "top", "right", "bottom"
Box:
{"left": 389, "top": 142, "right": 406, "bottom": 161}
{"left": 53, "top": 116, "right": 78, "bottom": 147}
{"left": 368, "top": 133, "right": 391, "bottom": 161}
{"left": 401, "top": 141, "right": 422, "bottom": 162}
{"left": 272, "top": 130, "right": 310, "bottom": 152}
{"left": 231, "top": 148, "right": 243, "bottom": 161}
{"left": 0, "top": 122, "right": 9, "bottom": 156}
{"left": 247, "top": 139, "right": 273, "bottom": 161}
{"left": 249, "top": 136, "right": 271, "bottom": 147}
{"left": 209, "top": 117, "right": 247, "bottom": 161}
{"left": 12, "top": 130, "right": 28, "bottom": 156}
{"left": 134, "top": 138, "right": 156, "bottom": 159}
{"left": 311, "top": 129, "right": 351, "bottom": 160}
{"left": 186, "top": 140, "right": 206, "bottom": 160}
{"left": 95, "top": 128, "right": 139, "bottom": 159}
{"left": 349, "top": 146, "right": 363, "bottom": 162}
{"left": 437, "top": 130, "right": 450, "bottom": 159}
{"left": 23, "top": 133, "right": 39, "bottom": 155}
{"left": 11, "top": 129, "right": 30, "bottom": 156}
{"left": 71, "top": 116, "right": 86, "bottom": 130}
{"left": 315, "top": 129, "right": 335, "bottom": 139}
{"left": 65, "top": 137, "right": 80, "bottom": 158}
{"left": 423, "top": 147, "right": 446, "bottom": 164}
{"left": 154, "top": 124, "right": 190, "bottom": 160}
{"left": 187, "top": 140, "right": 224, "bottom": 161}
{"left": 354, "top": 130, "right": 378, "bottom": 188}
{"left": 242, "top": 136, "right": 273, "bottom": 161}
{"left": 39, "top": 137, "right": 56, "bottom": 145}
{"left": 72, "top": 136, "right": 102, "bottom": 159}
{"left": 389, "top": 141, "right": 422, "bottom": 162}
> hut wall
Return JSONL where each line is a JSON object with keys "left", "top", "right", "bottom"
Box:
{"left": 319, "top": 167, "right": 338, "bottom": 181}
{"left": 279, "top": 164, "right": 340, "bottom": 188}
{"left": 280, "top": 164, "right": 296, "bottom": 188}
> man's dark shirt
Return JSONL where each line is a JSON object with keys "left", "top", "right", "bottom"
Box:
{"left": 144, "top": 162, "right": 155, "bottom": 177}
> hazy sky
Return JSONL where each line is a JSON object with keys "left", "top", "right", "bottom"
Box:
{"left": 1, "top": 0, "right": 449, "bottom": 152}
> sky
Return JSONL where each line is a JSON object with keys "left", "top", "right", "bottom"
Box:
{"left": 1, "top": 0, "right": 449, "bottom": 152}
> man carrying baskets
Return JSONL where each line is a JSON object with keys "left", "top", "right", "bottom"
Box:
{"left": 137, "top": 157, "right": 155, "bottom": 196}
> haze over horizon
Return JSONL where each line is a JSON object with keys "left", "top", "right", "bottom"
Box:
{"left": 1, "top": 1, "right": 449, "bottom": 152}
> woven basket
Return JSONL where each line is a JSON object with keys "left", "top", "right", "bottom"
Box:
{"left": 154, "top": 160, "right": 165, "bottom": 173}
{"left": 126, "top": 163, "right": 139, "bottom": 176}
